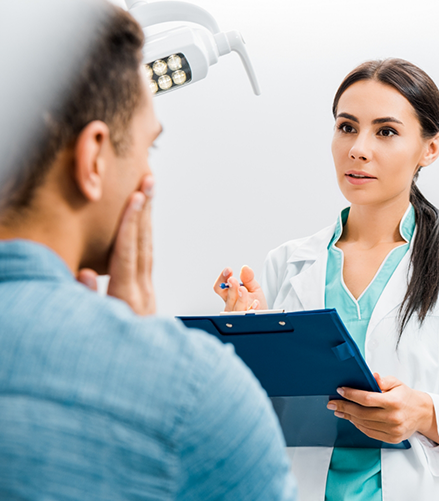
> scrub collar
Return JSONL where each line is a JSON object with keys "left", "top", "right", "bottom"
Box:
{"left": 328, "top": 204, "right": 416, "bottom": 249}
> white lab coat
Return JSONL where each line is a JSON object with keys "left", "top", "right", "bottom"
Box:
{"left": 260, "top": 222, "right": 439, "bottom": 501}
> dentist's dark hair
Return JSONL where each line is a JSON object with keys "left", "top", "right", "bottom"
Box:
{"left": 333, "top": 58, "right": 439, "bottom": 342}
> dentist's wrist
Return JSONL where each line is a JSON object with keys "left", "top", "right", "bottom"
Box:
{"left": 416, "top": 391, "right": 439, "bottom": 443}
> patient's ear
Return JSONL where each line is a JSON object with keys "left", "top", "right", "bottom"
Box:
{"left": 73, "top": 120, "right": 112, "bottom": 202}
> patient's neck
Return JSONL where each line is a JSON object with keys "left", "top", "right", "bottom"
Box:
{"left": 0, "top": 202, "right": 84, "bottom": 275}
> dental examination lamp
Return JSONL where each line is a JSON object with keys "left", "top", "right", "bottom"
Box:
{"left": 125, "top": 0, "right": 260, "bottom": 96}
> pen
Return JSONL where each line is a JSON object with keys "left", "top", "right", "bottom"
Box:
{"left": 220, "top": 282, "right": 244, "bottom": 289}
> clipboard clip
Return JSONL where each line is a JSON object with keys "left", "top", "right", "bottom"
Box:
{"left": 219, "top": 309, "right": 285, "bottom": 315}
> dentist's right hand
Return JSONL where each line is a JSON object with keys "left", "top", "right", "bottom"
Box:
{"left": 213, "top": 265, "right": 268, "bottom": 312}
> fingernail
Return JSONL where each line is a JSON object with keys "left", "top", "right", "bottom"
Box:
{"left": 133, "top": 194, "right": 145, "bottom": 211}
{"left": 143, "top": 176, "right": 155, "bottom": 197}
{"left": 238, "top": 289, "right": 242, "bottom": 297}
{"left": 143, "top": 183, "right": 155, "bottom": 197}
{"left": 223, "top": 268, "right": 231, "bottom": 277}
{"left": 327, "top": 403, "right": 336, "bottom": 411}
{"left": 334, "top": 411, "right": 344, "bottom": 418}
{"left": 337, "top": 387, "right": 345, "bottom": 396}
{"left": 82, "top": 277, "right": 95, "bottom": 289}
{"left": 248, "top": 299, "right": 258, "bottom": 310}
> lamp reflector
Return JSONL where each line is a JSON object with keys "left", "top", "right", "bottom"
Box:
{"left": 145, "top": 52, "right": 192, "bottom": 95}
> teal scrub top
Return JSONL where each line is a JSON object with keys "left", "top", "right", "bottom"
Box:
{"left": 324, "top": 204, "right": 415, "bottom": 501}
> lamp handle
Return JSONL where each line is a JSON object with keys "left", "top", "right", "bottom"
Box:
{"left": 215, "top": 31, "right": 261, "bottom": 96}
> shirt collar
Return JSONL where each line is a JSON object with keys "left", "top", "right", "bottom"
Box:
{"left": 0, "top": 239, "right": 74, "bottom": 282}
{"left": 328, "top": 203, "right": 416, "bottom": 248}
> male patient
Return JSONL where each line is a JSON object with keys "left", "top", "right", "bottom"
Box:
{"left": 0, "top": 4, "right": 296, "bottom": 500}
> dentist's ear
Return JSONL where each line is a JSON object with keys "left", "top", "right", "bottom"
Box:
{"left": 73, "top": 120, "right": 112, "bottom": 202}
{"left": 420, "top": 132, "right": 439, "bottom": 168}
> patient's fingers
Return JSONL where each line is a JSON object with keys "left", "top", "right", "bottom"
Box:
{"left": 137, "top": 175, "right": 154, "bottom": 281}
{"left": 136, "top": 175, "right": 156, "bottom": 315}
{"left": 109, "top": 191, "right": 145, "bottom": 289}
{"left": 77, "top": 268, "right": 98, "bottom": 291}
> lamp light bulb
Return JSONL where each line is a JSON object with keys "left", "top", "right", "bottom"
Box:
{"left": 153, "top": 60, "right": 167, "bottom": 76}
{"left": 149, "top": 79, "right": 158, "bottom": 94}
{"left": 172, "top": 70, "right": 187, "bottom": 85}
{"left": 144, "top": 64, "right": 153, "bottom": 80}
{"left": 167, "top": 54, "right": 182, "bottom": 71}
{"left": 158, "top": 75, "right": 172, "bottom": 90}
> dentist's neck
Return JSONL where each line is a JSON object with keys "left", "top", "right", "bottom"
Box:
{"left": 341, "top": 195, "right": 411, "bottom": 247}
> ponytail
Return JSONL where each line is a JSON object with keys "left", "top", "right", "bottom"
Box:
{"left": 398, "top": 180, "right": 439, "bottom": 339}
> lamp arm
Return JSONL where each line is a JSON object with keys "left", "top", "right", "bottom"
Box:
{"left": 125, "top": 0, "right": 146, "bottom": 9}
{"left": 129, "top": 1, "right": 221, "bottom": 34}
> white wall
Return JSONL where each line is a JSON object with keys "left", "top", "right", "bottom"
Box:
{"left": 112, "top": 0, "right": 439, "bottom": 316}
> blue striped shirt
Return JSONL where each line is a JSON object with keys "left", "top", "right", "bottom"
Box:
{"left": 0, "top": 240, "right": 296, "bottom": 500}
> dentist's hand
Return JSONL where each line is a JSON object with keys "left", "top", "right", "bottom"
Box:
{"left": 213, "top": 265, "right": 268, "bottom": 311}
{"left": 327, "top": 373, "right": 439, "bottom": 444}
{"left": 77, "top": 175, "right": 156, "bottom": 316}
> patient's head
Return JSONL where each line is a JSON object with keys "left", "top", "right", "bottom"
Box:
{"left": 0, "top": 4, "right": 162, "bottom": 274}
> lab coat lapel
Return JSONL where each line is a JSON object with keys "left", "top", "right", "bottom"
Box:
{"left": 287, "top": 224, "right": 334, "bottom": 311}
{"left": 288, "top": 251, "right": 328, "bottom": 310}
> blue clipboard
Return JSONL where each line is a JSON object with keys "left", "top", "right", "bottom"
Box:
{"left": 178, "top": 309, "right": 410, "bottom": 449}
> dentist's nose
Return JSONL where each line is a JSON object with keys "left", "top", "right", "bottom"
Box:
{"left": 349, "top": 134, "right": 370, "bottom": 162}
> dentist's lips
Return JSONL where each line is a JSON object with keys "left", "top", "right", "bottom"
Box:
{"left": 345, "top": 170, "right": 377, "bottom": 185}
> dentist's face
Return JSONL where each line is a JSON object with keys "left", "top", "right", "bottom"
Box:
{"left": 331, "top": 79, "right": 428, "bottom": 207}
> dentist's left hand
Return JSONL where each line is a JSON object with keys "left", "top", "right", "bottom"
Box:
{"left": 327, "top": 373, "right": 438, "bottom": 444}
{"left": 77, "top": 175, "right": 156, "bottom": 316}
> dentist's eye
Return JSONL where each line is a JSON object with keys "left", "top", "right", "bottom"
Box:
{"left": 337, "top": 123, "right": 357, "bottom": 134}
{"left": 378, "top": 127, "right": 397, "bottom": 137}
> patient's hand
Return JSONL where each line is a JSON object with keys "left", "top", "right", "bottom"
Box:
{"left": 213, "top": 265, "right": 268, "bottom": 311}
{"left": 77, "top": 175, "right": 156, "bottom": 316}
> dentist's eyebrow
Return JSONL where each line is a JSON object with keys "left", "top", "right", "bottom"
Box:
{"left": 336, "top": 113, "right": 359, "bottom": 123}
{"left": 372, "top": 117, "right": 404, "bottom": 125}
{"left": 336, "top": 113, "right": 404, "bottom": 126}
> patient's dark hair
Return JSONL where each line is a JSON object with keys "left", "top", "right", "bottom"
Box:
{"left": 333, "top": 58, "right": 439, "bottom": 341}
{"left": 2, "top": 4, "right": 144, "bottom": 211}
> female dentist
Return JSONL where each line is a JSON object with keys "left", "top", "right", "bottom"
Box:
{"left": 214, "top": 58, "right": 439, "bottom": 500}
